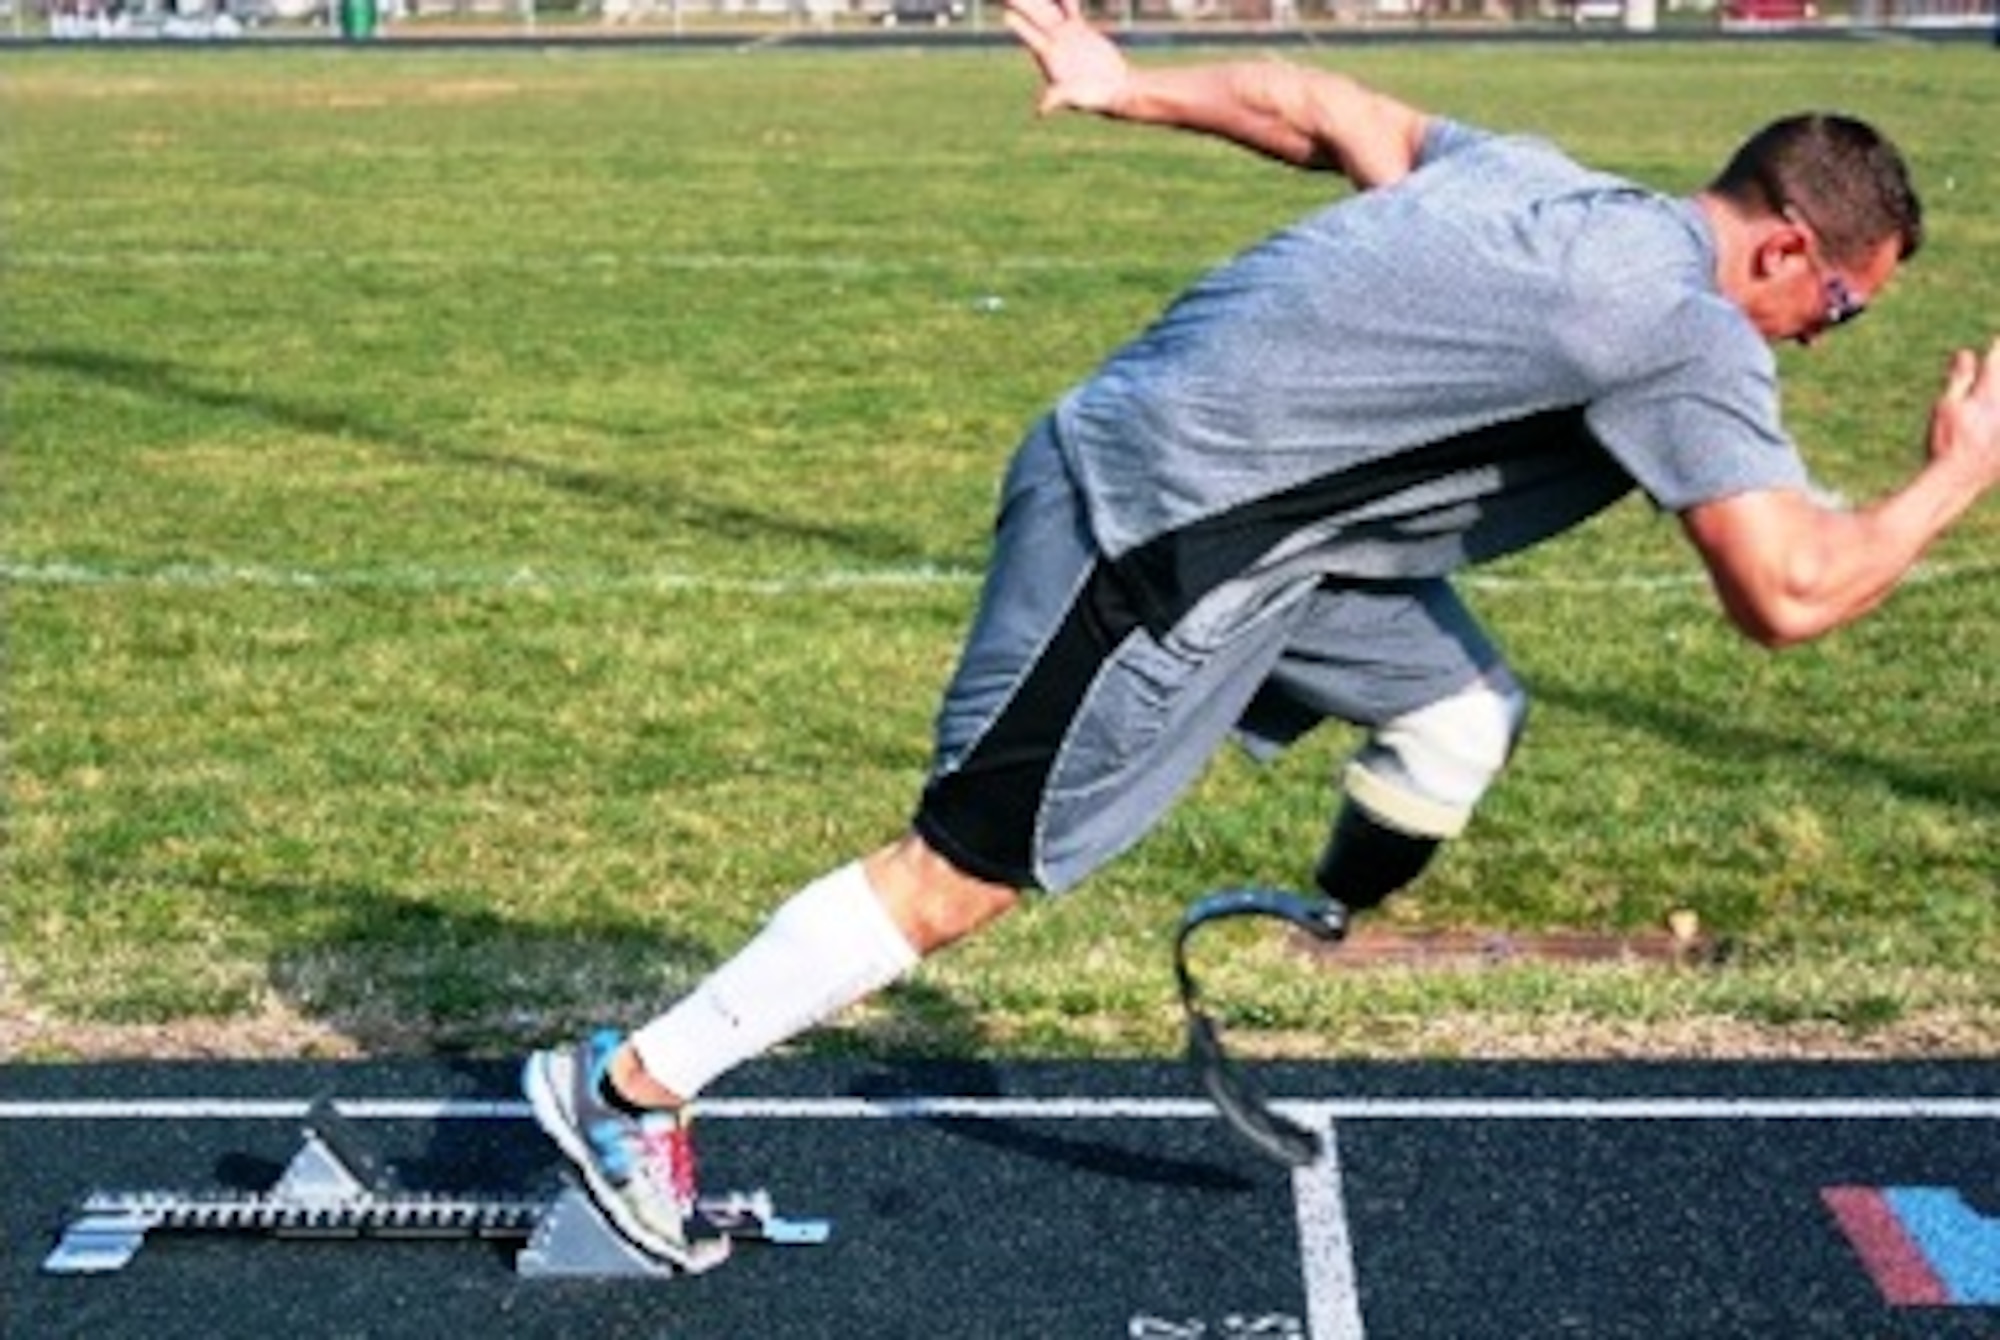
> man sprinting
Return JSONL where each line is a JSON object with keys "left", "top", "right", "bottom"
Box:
{"left": 524, "top": 0, "right": 2000, "bottom": 1268}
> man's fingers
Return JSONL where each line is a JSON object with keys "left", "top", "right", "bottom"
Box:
{"left": 1003, "top": 0, "right": 1067, "bottom": 61}
{"left": 1002, "top": 11, "right": 1070, "bottom": 115}
{"left": 1005, "top": 0, "right": 1104, "bottom": 117}
{"left": 1022, "top": 0, "right": 1080, "bottom": 23}
{"left": 1004, "top": 0, "right": 1067, "bottom": 33}
{"left": 1941, "top": 341, "right": 2000, "bottom": 405}
{"left": 1943, "top": 348, "right": 1978, "bottom": 401}
{"left": 1000, "top": 7, "right": 1039, "bottom": 48}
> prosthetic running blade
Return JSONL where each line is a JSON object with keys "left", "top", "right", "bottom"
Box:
{"left": 1174, "top": 888, "right": 1348, "bottom": 1168}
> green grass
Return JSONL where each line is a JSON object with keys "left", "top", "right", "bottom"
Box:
{"left": 3, "top": 41, "right": 1996, "bottom": 1062}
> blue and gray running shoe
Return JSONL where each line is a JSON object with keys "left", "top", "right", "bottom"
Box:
{"left": 522, "top": 1031, "right": 732, "bottom": 1272}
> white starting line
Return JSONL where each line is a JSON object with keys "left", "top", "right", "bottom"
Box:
{"left": 4, "top": 1094, "right": 1998, "bottom": 1123}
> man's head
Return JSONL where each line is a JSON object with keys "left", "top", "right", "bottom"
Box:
{"left": 1706, "top": 114, "right": 1924, "bottom": 346}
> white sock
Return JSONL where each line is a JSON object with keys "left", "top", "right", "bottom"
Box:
{"left": 629, "top": 861, "right": 920, "bottom": 1101}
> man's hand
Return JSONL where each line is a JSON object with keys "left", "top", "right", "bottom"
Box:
{"left": 1683, "top": 337, "right": 2000, "bottom": 648}
{"left": 1005, "top": 0, "right": 1131, "bottom": 117}
{"left": 1927, "top": 337, "right": 2000, "bottom": 491}
{"left": 1004, "top": 0, "right": 1425, "bottom": 181}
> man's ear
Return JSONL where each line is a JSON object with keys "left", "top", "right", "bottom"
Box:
{"left": 1753, "top": 218, "right": 1811, "bottom": 280}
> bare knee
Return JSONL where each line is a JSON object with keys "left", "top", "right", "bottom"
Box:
{"left": 865, "top": 834, "right": 1021, "bottom": 954}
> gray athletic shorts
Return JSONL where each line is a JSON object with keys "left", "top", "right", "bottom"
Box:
{"left": 913, "top": 416, "right": 1507, "bottom": 892}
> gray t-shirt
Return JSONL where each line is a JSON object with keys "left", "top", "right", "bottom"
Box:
{"left": 1050, "top": 119, "right": 1808, "bottom": 631}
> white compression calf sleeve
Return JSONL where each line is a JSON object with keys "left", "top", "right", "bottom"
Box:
{"left": 629, "top": 861, "right": 921, "bottom": 1102}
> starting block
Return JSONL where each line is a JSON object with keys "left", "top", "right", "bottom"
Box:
{"left": 41, "top": 1095, "right": 830, "bottom": 1278}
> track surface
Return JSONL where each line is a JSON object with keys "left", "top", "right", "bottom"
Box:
{"left": 4, "top": 1058, "right": 1997, "bottom": 1338}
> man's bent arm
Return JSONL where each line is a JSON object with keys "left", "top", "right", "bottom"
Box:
{"left": 1005, "top": 0, "right": 1429, "bottom": 189}
{"left": 1682, "top": 340, "right": 2000, "bottom": 647}
{"left": 1685, "top": 474, "right": 1979, "bottom": 647}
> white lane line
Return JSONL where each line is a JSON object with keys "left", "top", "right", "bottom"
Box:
{"left": 1294, "top": 1116, "right": 1366, "bottom": 1340}
{"left": 1, "top": 1095, "right": 1996, "bottom": 1122}
{"left": 5, "top": 249, "right": 1139, "bottom": 275}
{"left": 6, "top": 557, "right": 1991, "bottom": 598}
{"left": 1293, "top": 1098, "right": 2000, "bottom": 1121}
{"left": 0, "top": 559, "right": 983, "bottom": 597}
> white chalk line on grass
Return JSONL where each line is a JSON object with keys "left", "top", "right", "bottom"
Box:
{"left": 4, "top": 1095, "right": 1998, "bottom": 1122}
{"left": 0, "top": 559, "right": 984, "bottom": 597}
{"left": 3, "top": 556, "right": 1992, "bottom": 599}
{"left": 7, "top": 249, "right": 1151, "bottom": 277}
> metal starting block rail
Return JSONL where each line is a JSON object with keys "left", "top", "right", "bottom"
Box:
{"left": 41, "top": 1095, "right": 830, "bottom": 1279}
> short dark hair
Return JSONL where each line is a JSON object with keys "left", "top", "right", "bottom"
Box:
{"left": 1710, "top": 113, "right": 1924, "bottom": 264}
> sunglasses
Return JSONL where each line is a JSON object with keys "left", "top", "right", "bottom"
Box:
{"left": 1783, "top": 205, "right": 1868, "bottom": 330}
{"left": 1817, "top": 269, "right": 1868, "bottom": 330}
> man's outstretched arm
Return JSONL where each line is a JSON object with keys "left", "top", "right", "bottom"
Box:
{"left": 1682, "top": 339, "right": 2000, "bottom": 647}
{"left": 1005, "top": 0, "right": 1429, "bottom": 189}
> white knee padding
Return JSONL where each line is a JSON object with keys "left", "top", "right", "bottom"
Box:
{"left": 1344, "top": 676, "right": 1526, "bottom": 839}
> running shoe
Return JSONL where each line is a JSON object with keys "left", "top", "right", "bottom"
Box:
{"left": 522, "top": 1031, "right": 732, "bottom": 1272}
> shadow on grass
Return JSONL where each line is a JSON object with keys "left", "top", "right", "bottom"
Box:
{"left": 1536, "top": 679, "right": 2000, "bottom": 813}
{"left": 165, "top": 871, "right": 1003, "bottom": 1066}
{"left": 12, "top": 343, "right": 971, "bottom": 569}
{"left": 143, "top": 870, "right": 703, "bottom": 1054}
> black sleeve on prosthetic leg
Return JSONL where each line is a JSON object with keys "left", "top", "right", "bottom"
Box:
{"left": 1314, "top": 804, "right": 1441, "bottom": 911}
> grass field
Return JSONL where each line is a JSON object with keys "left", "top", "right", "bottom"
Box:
{"left": 3, "top": 39, "right": 1996, "bottom": 1064}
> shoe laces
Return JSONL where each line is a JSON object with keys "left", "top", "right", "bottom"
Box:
{"left": 636, "top": 1114, "right": 699, "bottom": 1217}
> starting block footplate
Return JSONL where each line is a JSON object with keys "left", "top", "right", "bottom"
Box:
{"left": 41, "top": 1095, "right": 829, "bottom": 1279}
